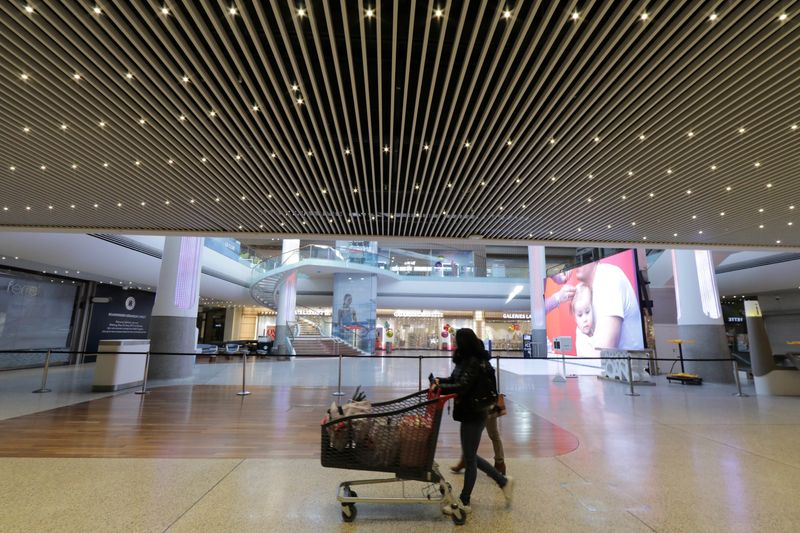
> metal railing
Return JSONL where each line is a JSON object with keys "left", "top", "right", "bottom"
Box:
{"left": 1, "top": 348, "right": 755, "bottom": 401}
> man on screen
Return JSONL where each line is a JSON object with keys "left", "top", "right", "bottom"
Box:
{"left": 574, "top": 261, "right": 643, "bottom": 351}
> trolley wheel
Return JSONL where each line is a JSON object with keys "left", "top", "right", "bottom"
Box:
{"left": 440, "top": 481, "right": 452, "bottom": 496}
{"left": 341, "top": 487, "right": 357, "bottom": 522}
{"left": 341, "top": 504, "right": 357, "bottom": 522}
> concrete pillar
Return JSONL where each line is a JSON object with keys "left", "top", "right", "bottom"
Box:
{"left": 148, "top": 236, "right": 204, "bottom": 379}
{"left": 671, "top": 249, "right": 732, "bottom": 382}
{"left": 275, "top": 239, "right": 299, "bottom": 356}
{"left": 527, "top": 245, "right": 547, "bottom": 357}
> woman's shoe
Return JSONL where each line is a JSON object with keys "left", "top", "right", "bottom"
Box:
{"left": 494, "top": 460, "right": 506, "bottom": 475}
{"left": 450, "top": 459, "right": 465, "bottom": 473}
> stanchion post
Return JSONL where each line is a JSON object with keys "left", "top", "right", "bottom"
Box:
{"left": 418, "top": 355, "right": 423, "bottom": 390}
{"left": 732, "top": 359, "right": 749, "bottom": 397}
{"left": 32, "top": 349, "right": 53, "bottom": 393}
{"left": 333, "top": 340, "right": 345, "bottom": 397}
{"left": 135, "top": 351, "right": 151, "bottom": 395}
{"left": 496, "top": 355, "right": 501, "bottom": 392}
{"left": 237, "top": 351, "right": 251, "bottom": 396}
{"left": 625, "top": 355, "right": 640, "bottom": 396}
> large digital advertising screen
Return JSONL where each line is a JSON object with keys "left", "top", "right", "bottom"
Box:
{"left": 545, "top": 249, "right": 644, "bottom": 357}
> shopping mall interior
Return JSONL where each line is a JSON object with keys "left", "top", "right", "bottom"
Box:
{"left": 2, "top": 2, "right": 800, "bottom": 531}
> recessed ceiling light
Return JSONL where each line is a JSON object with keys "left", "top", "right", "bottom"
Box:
{"left": 506, "top": 139, "right": 513, "bottom": 146}
{"left": 126, "top": 72, "right": 134, "bottom": 80}
{"left": 138, "top": 118, "right": 146, "bottom": 125}
{"left": 759, "top": 224, "right": 764, "bottom": 229}
{"left": 628, "top": 170, "right": 634, "bottom": 176}
{"left": 23, "top": 127, "right": 30, "bottom": 133}
{"left": 502, "top": 9, "right": 512, "bottom": 19}
{"left": 594, "top": 136, "right": 600, "bottom": 142}
{"left": 168, "top": 159, "right": 174, "bottom": 164}
{"left": 93, "top": 6, "right": 101, "bottom": 15}
{"left": 24, "top": 5, "right": 34, "bottom": 14}
{"left": 667, "top": 169, "right": 673, "bottom": 174}
{"left": 297, "top": 7, "right": 307, "bottom": 17}
{"left": 93, "top": 203, "right": 99, "bottom": 208}
{"left": 640, "top": 12, "right": 649, "bottom": 21}
{"left": 9, "top": 166, "right": 15, "bottom": 171}
{"left": 20, "top": 73, "right": 29, "bottom": 81}
{"left": 621, "top": 195, "right": 627, "bottom": 200}
{"left": 70, "top": 204, "right": 75, "bottom": 209}
{"left": 60, "top": 124, "right": 68, "bottom": 130}
{"left": 160, "top": 6, "right": 169, "bottom": 15}
{"left": 464, "top": 141, "right": 471, "bottom": 148}
{"left": 201, "top": 157, "right": 207, "bottom": 162}
{"left": 777, "top": 240, "right": 782, "bottom": 244}
{"left": 215, "top": 197, "right": 220, "bottom": 202}
{"left": 631, "top": 222, "right": 636, "bottom": 226}
{"left": 179, "top": 115, "right": 186, "bottom": 121}
{"left": 710, "top": 165, "right": 717, "bottom": 170}
{"left": 699, "top": 230, "right": 704, "bottom": 234}
{"left": 687, "top": 131, "right": 694, "bottom": 137}
{"left": 738, "top": 127, "right": 746, "bottom": 134}
{"left": 307, "top": 150, "right": 313, "bottom": 156}
{"left": 587, "top": 198, "right": 592, "bottom": 202}
{"left": 726, "top": 186, "right": 732, "bottom": 191}
{"left": 759, "top": 208, "right": 764, "bottom": 212}
{"left": 754, "top": 162, "right": 761, "bottom": 167}
{"left": 692, "top": 215, "right": 697, "bottom": 219}
{"left": 71, "top": 164, "right": 77, "bottom": 169}
{"left": 73, "top": 73, "right": 81, "bottom": 81}
{"left": 767, "top": 183, "right": 773, "bottom": 188}
{"left": 649, "top": 192, "right": 655, "bottom": 198}
{"left": 433, "top": 8, "right": 444, "bottom": 18}
{"left": 241, "top": 195, "right": 247, "bottom": 200}
{"left": 270, "top": 152, "right": 276, "bottom": 158}
{"left": 134, "top": 160, "right": 141, "bottom": 166}
{"left": 779, "top": 13, "right": 788, "bottom": 21}
{"left": 229, "top": 6, "right": 238, "bottom": 16}
{"left": 383, "top": 145, "right": 390, "bottom": 153}
{"left": 344, "top": 148, "right": 351, "bottom": 155}
{"left": 423, "top": 144, "right": 430, "bottom": 150}
{"left": 709, "top": 13, "right": 718, "bottom": 21}
{"left": 686, "top": 190, "right": 692, "bottom": 194}
{"left": 40, "top": 165, "right": 46, "bottom": 170}
{"left": 789, "top": 222, "right": 794, "bottom": 226}
{"left": 790, "top": 205, "right": 796, "bottom": 210}
{"left": 209, "top": 110, "right": 216, "bottom": 117}
{"left": 365, "top": 7, "right": 375, "bottom": 17}
{"left": 353, "top": 188, "right": 358, "bottom": 193}
{"left": 235, "top": 154, "right": 242, "bottom": 161}
{"left": 189, "top": 199, "right": 195, "bottom": 203}
{"left": 103, "top": 162, "right": 109, "bottom": 168}
{"left": 296, "top": 97, "right": 304, "bottom": 105}
{"left": 673, "top": 233, "right": 678, "bottom": 237}
{"left": 571, "top": 11, "right": 580, "bottom": 20}
{"left": 639, "top": 134, "right": 646, "bottom": 141}
{"left": 117, "top": 202, "right": 122, "bottom": 207}
{"left": 140, "top": 201, "right": 146, "bottom": 206}
{"left": 720, "top": 212, "right": 725, "bottom": 216}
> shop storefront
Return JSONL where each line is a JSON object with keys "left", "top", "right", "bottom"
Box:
{"left": 483, "top": 312, "right": 532, "bottom": 351}
{"left": 377, "top": 310, "right": 475, "bottom": 350}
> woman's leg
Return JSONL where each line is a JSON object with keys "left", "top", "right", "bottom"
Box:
{"left": 459, "top": 418, "right": 485, "bottom": 505}
{"left": 485, "top": 414, "right": 505, "bottom": 464}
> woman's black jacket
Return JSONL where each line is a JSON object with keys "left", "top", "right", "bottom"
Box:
{"left": 437, "top": 353, "right": 491, "bottom": 422}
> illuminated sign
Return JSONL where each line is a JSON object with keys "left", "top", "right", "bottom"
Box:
{"left": 394, "top": 309, "right": 444, "bottom": 318}
{"left": 502, "top": 313, "right": 531, "bottom": 320}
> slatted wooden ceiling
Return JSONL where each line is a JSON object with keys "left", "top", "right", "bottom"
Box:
{"left": 1, "top": 1, "right": 799, "bottom": 247}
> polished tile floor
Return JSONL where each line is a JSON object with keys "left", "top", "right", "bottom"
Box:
{"left": 2, "top": 355, "right": 799, "bottom": 532}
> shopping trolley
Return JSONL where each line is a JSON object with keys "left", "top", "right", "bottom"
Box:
{"left": 321, "top": 389, "right": 466, "bottom": 524}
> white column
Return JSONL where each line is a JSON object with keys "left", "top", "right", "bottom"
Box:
{"left": 670, "top": 249, "right": 731, "bottom": 382}
{"left": 148, "top": 236, "right": 204, "bottom": 379}
{"left": 528, "top": 245, "right": 547, "bottom": 357}
{"left": 275, "top": 239, "right": 299, "bottom": 356}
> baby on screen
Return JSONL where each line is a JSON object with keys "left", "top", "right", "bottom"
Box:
{"left": 571, "top": 282, "right": 596, "bottom": 357}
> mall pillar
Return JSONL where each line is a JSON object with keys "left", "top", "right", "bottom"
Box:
{"left": 274, "top": 239, "right": 299, "bottom": 356}
{"left": 671, "top": 249, "right": 732, "bottom": 382}
{"left": 148, "top": 236, "right": 204, "bottom": 379}
{"left": 527, "top": 245, "right": 547, "bottom": 357}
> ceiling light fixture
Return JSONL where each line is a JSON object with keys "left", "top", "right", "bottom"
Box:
{"left": 24, "top": 5, "right": 34, "bottom": 14}
{"left": 297, "top": 7, "right": 307, "bottom": 17}
{"left": 93, "top": 6, "right": 101, "bottom": 15}
{"left": 433, "top": 8, "right": 444, "bottom": 18}
{"left": 640, "top": 12, "right": 649, "bottom": 21}
{"left": 502, "top": 9, "right": 512, "bottom": 19}
{"left": 709, "top": 13, "right": 718, "bottom": 21}
{"left": 365, "top": 7, "right": 375, "bottom": 17}
{"left": 229, "top": 6, "right": 238, "bottom": 16}
{"left": 160, "top": 6, "right": 169, "bottom": 15}
{"left": 20, "top": 73, "right": 29, "bottom": 81}
{"left": 571, "top": 11, "right": 580, "bottom": 20}
{"left": 779, "top": 13, "right": 788, "bottom": 21}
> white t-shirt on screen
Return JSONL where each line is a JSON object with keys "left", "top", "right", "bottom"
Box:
{"left": 574, "top": 329, "right": 596, "bottom": 357}
{"left": 591, "top": 264, "right": 644, "bottom": 350}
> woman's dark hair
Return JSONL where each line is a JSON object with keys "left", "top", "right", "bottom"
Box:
{"left": 453, "top": 328, "right": 489, "bottom": 363}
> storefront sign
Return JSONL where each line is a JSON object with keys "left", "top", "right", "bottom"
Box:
{"left": 502, "top": 312, "right": 531, "bottom": 320}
